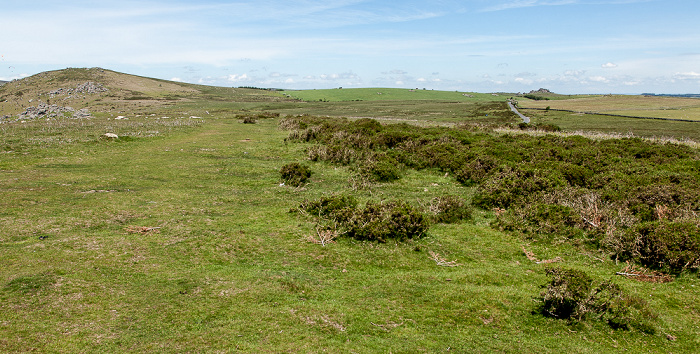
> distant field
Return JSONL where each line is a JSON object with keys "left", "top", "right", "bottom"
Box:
{"left": 518, "top": 95, "right": 700, "bottom": 121}
{"left": 282, "top": 87, "right": 512, "bottom": 102}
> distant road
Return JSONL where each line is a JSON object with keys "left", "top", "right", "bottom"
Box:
{"left": 508, "top": 101, "right": 530, "bottom": 123}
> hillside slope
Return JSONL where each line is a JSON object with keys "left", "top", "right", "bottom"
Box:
{"left": 0, "top": 68, "right": 289, "bottom": 121}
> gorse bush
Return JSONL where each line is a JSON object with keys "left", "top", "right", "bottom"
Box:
{"left": 297, "top": 196, "right": 430, "bottom": 243}
{"left": 280, "top": 163, "right": 312, "bottom": 187}
{"left": 344, "top": 201, "right": 429, "bottom": 242}
{"left": 359, "top": 153, "right": 402, "bottom": 182}
{"left": 280, "top": 114, "right": 700, "bottom": 273}
{"left": 616, "top": 221, "right": 700, "bottom": 273}
{"left": 539, "top": 267, "right": 656, "bottom": 333}
{"left": 430, "top": 195, "right": 472, "bottom": 224}
{"left": 241, "top": 116, "right": 257, "bottom": 124}
{"left": 494, "top": 203, "right": 585, "bottom": 241}
{"left": 472, "top": 166, "right": 566, "bottom": 209}
{"left": 298, "top": 194, "right": 357, "bottom": 220}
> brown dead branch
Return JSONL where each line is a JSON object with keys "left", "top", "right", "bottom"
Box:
{"left": 125, "top": 226, "right": 161, "bottom": 234}
{"left": 522, "top": 246, "right": 563, "bottom": 264}
{"left": 307, "top": 228, "right": 338, "bottom": 246}
{"left": 428, "top": 251, "right": 461, "bottom": 267}
{"left": 616, "top": 263, "right": 673, "bottom": 283}
{"left": 370, "top": 321, "right": 404, "bottom": 331}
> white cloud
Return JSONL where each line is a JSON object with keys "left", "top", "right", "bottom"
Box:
{"left": 601, "top": 62, "right": 618, "bottom": 68}
{"left": 383, "top": 69, "right": 408, "bottom": 75}
{"left": 564, "top": 70, "right": 586, "bottom": 77}
{"left": 227, "top": 74, "right": 251, "bottom": 82}
{"left": 589, "top": 76, "right": 609, "bottom": 82}
{"left": 481, "top": 0, "right": 654, "bottom": 12}
{"left": 674, "top": 72, "right": 700, "bottom": 80}
{"left": 480, "top": 0, "right": 577, "bottom": 12}
{"left": 170, "top": 77, "right": 183, "bottom": 82}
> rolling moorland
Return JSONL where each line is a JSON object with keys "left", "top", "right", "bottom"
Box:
{"left": 1, "top": 68, "right": 699, "bottom": 352}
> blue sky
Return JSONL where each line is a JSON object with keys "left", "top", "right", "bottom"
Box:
{"left": 1, "top": 0, "right": 699, "bottom": 93}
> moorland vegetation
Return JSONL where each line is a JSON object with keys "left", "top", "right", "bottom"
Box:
{"left": 0, "top": 68, "right": 698, "bottom": 352}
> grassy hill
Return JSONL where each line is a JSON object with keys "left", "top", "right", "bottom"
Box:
{"left": 1, "top": 68, "right": 699, "bottom": 352}
{"left": 0, "top": 67, "right": 293, "bottom": 119}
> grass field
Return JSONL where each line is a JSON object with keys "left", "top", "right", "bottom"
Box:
{"left": 518, "top": 95, "right": 700, "bottom": 121}
{"left": 1, "top": 69, "right": 699, "bottom": 352}
{"left": 282, "top": 87, "right": 511, "bottom": 103}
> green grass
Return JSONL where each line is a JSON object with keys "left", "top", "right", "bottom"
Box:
{"left": 283, "top": 87, "right": 512, "bottom": 102}
{"left": 2, "top": 116, "right": 699, "bottom": 352}
{"left": 1, "top": 69, "right": 699, "bottom": 352}
{"left": 518, "top": 95, "right": 700, "bottom": 121}
{"left": 525, "top": 109, "right": 700, "bottom": 141}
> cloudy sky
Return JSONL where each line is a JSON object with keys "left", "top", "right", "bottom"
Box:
{"left": 1, "top": 0, "right": 699, "bottom": 93}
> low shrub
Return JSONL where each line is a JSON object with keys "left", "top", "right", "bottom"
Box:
{"left": 558, "top": 163, "right": 593, "bottom": 187}
{"left": 535, "top": 123, "right": 562, "bottom": 132}
{"left": 524, "top": 94, "right": 549, "bottom": 101}
{"left": 298, "top": 194, "right": 357, "bottom": 221}
{"left": 494, "top": 203, "right": 585, "bottom": 241}
{"left": 359, "top": 153, "right": 402, "bottom": 182}
{"left": 454, "top": 156, "right": 499, "bottom": 186}
{"left": 618, "top": 221, "right": 700, "bottom": 273}
{"left": 352, "top": 118, "right": 382, "bottom": 134}
{"left": 473, "top": 166, "right": 565, "bottom": 209}
{"left": 430, "top": 195, "right": 472, "bottom": 223}
{"left": 345, "top": 201, "right": 429, "bottom": 242}
{"left": 539, "top": 267, "right": 656, "bottom": 333}
{"left": 280, "top": 163, "right": 312, "bottom": 187}
{"left": 307, "top": 144, "right": 357, "bottom": 165}
{"left": 297, "top": 197, "right": 430, "bottom": 243}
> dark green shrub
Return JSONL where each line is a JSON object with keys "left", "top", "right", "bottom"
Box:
{"left": 345, "top": 201, "right": 429, "bottom": 242}
{"left": 352, "top": 118, "right": 382, "bottom": 134}
{"left": 280, "top": 163, "right": 312, "bottom": 187}
{"left": 494, "top": 203, "right": 585, "bottom": 240}
{"left": 540, "top": 267, "right": 655, "bottom": 332}
{"left": 430, "top": 195, "right": 472, "bottom": 223}
{"left": 359, "top": 153, "right": 402, "bottom": 182}
{"left": 473, "top": 166, "right": 565, "bottom": 209}
{"left": 535, "top": 123, "right": 561, "bottom": 132}
{"left": 454, "top": 156, "right": 499, "bottom": 186}
{"left": 299, "top": 194, "right": 357, "bottom": 221}
{"left": 619, "top": 221, "right": 700, "bottom": 273}
{"left": 627, "top": 184, "right": 699, "bottom": 221}
{"left": 374, "top": 127, "right": 418, "bottom": 149}
{"left": 558, "top": 163, "right": 593, "bottom": 187}
{"left": 540, "top": 268, "right": 594, "bottom": 320}
{"left": 524, "top": 94, "right": 549, "bottom": 100}
{"left": 242, "top": 116, "right": 257, "bottom": 124}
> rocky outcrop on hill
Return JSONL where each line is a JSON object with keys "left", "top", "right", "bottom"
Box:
{"left": 529, "top": 88, "right": 552, "bottom": 94}
{"left": 47, "top": 81, "right": 108, "bottom": 97}
{"left": 14, "top": 103, "right": 92, "bottom": 121}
